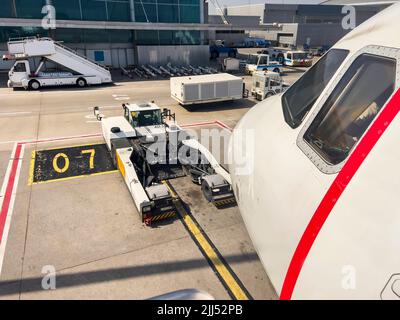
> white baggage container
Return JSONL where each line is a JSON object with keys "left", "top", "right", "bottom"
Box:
{"left": 170, "top": 73, "right": 244, "bottom": 106}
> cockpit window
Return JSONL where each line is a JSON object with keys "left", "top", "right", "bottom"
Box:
{"left": 282, "top": 49, "right": 349, "bottom": 128}
{"left": 304, "top": 54, "right": 396, "bottom": 165}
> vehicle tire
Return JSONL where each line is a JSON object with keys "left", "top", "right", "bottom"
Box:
{"left": 211, "top": 51, "right": 218, "bottom": 59}
{"left": 76, "top": 78, "right": 87, "bottom": 88}
{"left": 273, "top": 68, "right": 281, "bottom": 74}
{"left": 266, "top": 92, "right": 274, "bottom": 98}
{"left": 28, "top": 80, "right": 40, "bottom": 91}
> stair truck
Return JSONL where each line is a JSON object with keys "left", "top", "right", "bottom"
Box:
{"left": 95, "top": 101, "right": 235, "bottom": 225}
{"left": 4, "top": 37, "right": 112, "bottom": 90}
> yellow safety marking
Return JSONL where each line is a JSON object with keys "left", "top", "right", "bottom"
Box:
{"left": 116, "top": 152, "right": 125, "bottom": 178}
{"left": 52, "top": 153, "right": 70, "bottom": 173}
{"left": 28, "top": 150, "right": 36, "bottom": 186}
{"left": 81, "top": 149, "right": 96, "bottom": 169}
{"left": 215, "top": 197, "right": 236, "bottom": 207}
{"left": 162, "top": 180, "right": 249, "bottom": 300}
{"left": 29, "top": 170, "right": 118, "bottom": 185}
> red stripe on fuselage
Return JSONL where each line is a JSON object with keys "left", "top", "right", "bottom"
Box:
{"left": 280, "top": 88, "right": 400, "bottom": 300}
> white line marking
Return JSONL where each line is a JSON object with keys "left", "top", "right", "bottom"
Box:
{"left": 0, "top": 143, "right": 24, "bottom": 274}
{"left": 0, "top": 112, "right": 32, "bottom": 117}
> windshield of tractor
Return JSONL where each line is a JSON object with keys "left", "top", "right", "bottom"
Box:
{"left": 130, "top": 109, "right": 162, "bottom": 127}
{"left": 258, "top": 55, "right": 269, "bottom": 65}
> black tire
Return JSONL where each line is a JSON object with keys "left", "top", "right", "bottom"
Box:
{"left": 76, "top": 78, "right": 87, "bottom": 88}
{"left": 273, "top": 68, "right": 280, "bottom": 74}
{"left": 266, "top": 92, "right": 274, "bottom": 98}
{"left": 28, "top": 80, "right": 40, "bottom": 91}
{"left": 210, "top": 51, "right": 218, "bottom": 59}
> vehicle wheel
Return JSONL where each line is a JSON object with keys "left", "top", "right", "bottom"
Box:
{"left": 76, "top": 78, "right": 87, "bottom": 88}
{"left": 28, "top": 80, "right": 40, "bottom": 90}
{"left": 211, "top": 51, "right": 218, "bottom": 59}
{"left": 266, "top": 92, "right": 274, "bottom": 98}
{"left": 273, "top": 68, "right": 280, "bottom": 74}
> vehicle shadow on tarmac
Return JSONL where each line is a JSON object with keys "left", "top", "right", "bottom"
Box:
{"left": 0, "top": 252, "right": 259, "bottom": 297}
{"left": 182, "top": 99, "right": 256, "bottom": 112}
{"left": 9, "top": 82, "right": 117, "bottom": 93}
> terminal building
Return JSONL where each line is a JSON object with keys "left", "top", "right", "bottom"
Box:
{"left": 217, "top": 1, "right": 394, "bottom": 48}
{"left": 0, "top": 0, "right": 214, "bottom": 70}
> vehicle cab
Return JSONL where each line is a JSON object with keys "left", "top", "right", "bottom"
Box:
{"left": 229, "top": 3, "right": 400, "bottom": 299}
{"left": 284, "top": 50, "right": 313, "bottom": 67}
{"left": 8, "top": 60, "right": 31, "bottom": 88}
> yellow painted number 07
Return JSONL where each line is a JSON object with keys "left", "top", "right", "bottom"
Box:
{"left": 52, "top": 149, "right": 96, "bottom": 173}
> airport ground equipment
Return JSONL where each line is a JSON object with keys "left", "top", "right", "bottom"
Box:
{"left": 283, "top": 50, "right": 313, "bottom": 67}
{"left": 95, "top": 101, "right": 235, "bottom": 225}
{"left": 210, "top": 43, "right": 238, "bottom": 59}
{"left": 5, "top": 37, "right": 112, "bottom": 89}
{"left": 257, "top": 48, "right": 285, "bottom": 63}
{"left": 170, "top": 73, "right": 245, "bottom": 106}
{"left": 245, "top": 54, "right": 282, "bottom": 75}
{"left": 251, "top": 71, "right": 290, "bottom": 100}
{"left": 221, "top": 58, "right": 240, "bottom": 72}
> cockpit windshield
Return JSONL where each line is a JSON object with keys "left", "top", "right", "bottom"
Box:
{"left": 282, "top": 49, "right": 349, "bottom": 128}
{"left": 131, "top": 109, "right": 162, "bottom": 127}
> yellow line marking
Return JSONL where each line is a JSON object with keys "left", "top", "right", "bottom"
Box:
{"left": 162, "top": 180, "right": 249, "bottom": 300}
{"left": 28, "top": 150, "right": 36, "bottom": 186}
{"left": 29, "top": 170, "right": 118, "bottom": 185}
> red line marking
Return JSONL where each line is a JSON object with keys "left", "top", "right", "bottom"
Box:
{"left": 280, "top": 88, "right": 400, "bottom": 300}
{"left": 0, "top": 144, "right": 22, "bottom": 245}
{"left": 215, "top": 120, "right": 233, "bottom": 132}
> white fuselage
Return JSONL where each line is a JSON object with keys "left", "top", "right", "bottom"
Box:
{"left": 229, "top": 3, "right": 400, "bottom": 299}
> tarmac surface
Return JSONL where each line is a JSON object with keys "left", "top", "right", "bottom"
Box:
{"left": 0, "top": 65, "right": 306, "bottom": 299}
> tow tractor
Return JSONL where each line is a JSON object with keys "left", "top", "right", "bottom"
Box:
{"left": 94, "top": 102, "right": 235, "bottom": 225}
{"left": 251, "top": 71, "right": 290, "bottom": 101}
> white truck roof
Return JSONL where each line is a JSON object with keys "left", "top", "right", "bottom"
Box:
{"left": 125, "top": 101, "right": 160, "bottom": 112}
{"left": 171, "top": 73, "right": 242, "bottom": 85}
